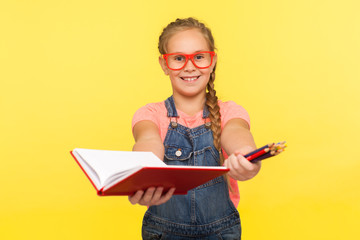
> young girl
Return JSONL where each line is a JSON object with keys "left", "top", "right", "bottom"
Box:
{"left": 129, "top": 17, "right": 261, "bottom": 239}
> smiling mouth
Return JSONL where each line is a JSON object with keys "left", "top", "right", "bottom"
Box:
{"left": 180, "top": 76, "right": 200, "bottom": 81}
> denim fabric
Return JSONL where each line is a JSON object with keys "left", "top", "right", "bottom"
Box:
{"left": 142, "top": 96, "right": 241, "bottom": 239}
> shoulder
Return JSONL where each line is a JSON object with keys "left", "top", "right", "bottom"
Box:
{"left": 218, "top": 100, "right": 251, "bottom": 129}
{"left": 132, "top": 101, "right": 167, "bottom": 128}
{"left": 218, "top": 100, "right": 249, "bottom": 115}
{"left": 135, "top": 101, "right": 166, "bottom": 114}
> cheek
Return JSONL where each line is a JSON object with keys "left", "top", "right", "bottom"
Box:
{"left": 201, "top": 69, "right": 212, "bottom": 78}
{"left": 169, "top": 71, "right": 180, "bottom": 78}
{"left": 168, "top": 72, "right": 180, "bottom": 83}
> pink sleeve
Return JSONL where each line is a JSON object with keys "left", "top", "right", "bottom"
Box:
{"left": 131, "top": 103, "right": 161, "bottom": 130}
{"left": 220, "top": 101, "right": 250, "bottom": 129}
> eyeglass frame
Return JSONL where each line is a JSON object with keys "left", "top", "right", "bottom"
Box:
{"left": 162, "top": 51, "right": 216, "bottom": 70}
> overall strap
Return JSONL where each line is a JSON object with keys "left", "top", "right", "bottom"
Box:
{"left": 203, "top": 104, "right": 210, "bottom": 119}
{"left": 165, "top": 96, "right": 178, "bottom": 118}
{"left": 165, "top": 95, "right": 210, "bottom": 119}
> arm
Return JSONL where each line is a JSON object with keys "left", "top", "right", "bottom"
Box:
{"left": 132, "top": 120, "right": 164, "bottom": 160}
{"left": 221, "top": 118, "right": 261, "bottom": 181}
{"left": 129, "top": 120, "right": 175, "bottom": 206}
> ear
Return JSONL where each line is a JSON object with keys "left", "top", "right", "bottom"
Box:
{"left": 159, "top": 56, "right": 169, "bottom": 75}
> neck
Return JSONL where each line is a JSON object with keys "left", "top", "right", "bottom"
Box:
{"left": 173, "top": 92, "right": 206, "bottom": 116}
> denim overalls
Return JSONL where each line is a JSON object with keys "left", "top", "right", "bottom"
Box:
{"left": 142, "top": 96, "right": 241, "bottom": 240}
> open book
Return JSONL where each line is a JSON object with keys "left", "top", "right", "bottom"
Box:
{"left": 71, "top": 148, "right": 229, "bottom": 196}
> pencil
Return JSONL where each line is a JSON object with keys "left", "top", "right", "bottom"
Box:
{"left": 246, "top": 148, "right": 270, "bottom": 161}
{"left": 248, "top": 141, "right": 287, "bottom": 162}
{"left": 249, "top": 151, "right": 273, "bottom": 162}
{"left": 244, "top": 143, "right": 274, "bottom": 158}
{"left": 252, "top": 148, "right": 286, "bottom": 162}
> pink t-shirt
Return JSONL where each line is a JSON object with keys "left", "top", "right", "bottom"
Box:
{"left": 132, "top": 100, "right": 250, "bottom": 208}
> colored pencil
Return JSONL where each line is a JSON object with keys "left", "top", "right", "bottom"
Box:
{"left": 246, "top": 148, "right": 270, "bottom": 161}
{"left": 245, "top": 141, "right": 287, "bottom": 163}
{"left": 244, "top": 143, "right": 274, "bottom": 158}
{"left": 249, "top": 151, "right": 273, "bottom": 163}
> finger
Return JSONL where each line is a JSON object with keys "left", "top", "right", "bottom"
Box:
{"left": 224, "top": 159, "right": 236, "bottom": 179}
{"left": 128, "top": 190, "right": 144, "bottom": 205}
{"left": 141, "top": 187, "right": 156, "bottom": 204}
{"left": 237, "top": 154, "right": 256, "bottom": 171}
{"left": 224, "top": 158, "right": 229, "bottom": 168}
{"left": 229, "top": 154, "right": 256, "bottom": 181}
{"left": 149, "top": 187, "right": 164, "bottom": 205}
{"left": 237, "top": 154, "right": 261, "bottom": 178}
{"left": 224, "top": 155, "right": 231, "bottom": 172}
{"left": 234, "top": 150, "right": 242, "bottom": 156}
{"left": 252, "top": 159, "right": 262, "bottom": 168}
{"left": 157, "top": 187, "right": 176, "bottom": 205}
{"left": 225, "top": 155, "right": 234, "bottom": 171}
{"left": 230, "top": 154, "right": 246, "bottom": 173}
{"left": 252, "top": 160, "right": 262, "bottom": 173}
{"left": 227, "top": 155, "right": 241, "bottom": 178}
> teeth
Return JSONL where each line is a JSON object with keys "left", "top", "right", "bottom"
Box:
{"left": 183, "top": 77, "right": 198, "bottom": 81}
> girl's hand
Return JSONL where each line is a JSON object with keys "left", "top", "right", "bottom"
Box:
{"left": 128, "top": 187, "right": 176, "bottom": 206}
{"left": 224, "top": 150, "right": 261, "bottom": 181}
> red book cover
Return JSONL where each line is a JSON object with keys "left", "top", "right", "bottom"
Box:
{"left": 71, "top": 149, "right": 229, "bottom": 196}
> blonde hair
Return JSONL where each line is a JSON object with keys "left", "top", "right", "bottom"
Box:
{"left": 158, "top": 18, "right": 225, "bottom": 168}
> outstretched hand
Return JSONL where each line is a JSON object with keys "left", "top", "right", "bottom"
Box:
{"left": 128, "top": 187, "right": 176, "bottom": 206}
{"left": 224, "top": 150, "right": 261, "bottom": 181}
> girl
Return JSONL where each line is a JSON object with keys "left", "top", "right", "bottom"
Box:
{"left": 130, "top": 17, "right": 261, "bottom": 239}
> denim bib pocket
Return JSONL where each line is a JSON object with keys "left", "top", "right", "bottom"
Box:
{"left": 194, "top": 146, "right": 221, "bottom": 166}
{"left": 164, "top": 145, "right": 193, "bottom": 164}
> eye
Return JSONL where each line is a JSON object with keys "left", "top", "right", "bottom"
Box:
{"left": 194, "top": 54, "right": 205, "bottom": 60}
{"left": 172, "top": 55, "right": 185, "bottom": 62}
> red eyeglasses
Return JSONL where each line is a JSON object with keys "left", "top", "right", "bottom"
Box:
{"left": 162, "top": 51, "right": 215, "bottom": 70}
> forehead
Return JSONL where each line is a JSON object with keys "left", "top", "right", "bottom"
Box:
{"left": 166, "top": 28, "right": 210, "bottom": 54}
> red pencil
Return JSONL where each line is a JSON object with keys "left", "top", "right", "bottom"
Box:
{"left": 246, "top": 148, "right": 270, "bottom": 161}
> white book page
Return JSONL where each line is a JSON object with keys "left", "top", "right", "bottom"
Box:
{"left": 73, "top": 149, "right": 167, "bottom": 188}
{"left": 103, "top": 166, "right": 142, "bottom": 191}
{"left": 73, "top": 150, "right": 102, "bottom": 189}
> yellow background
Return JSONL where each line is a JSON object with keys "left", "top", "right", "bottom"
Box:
{"left": 1, "top": 0, "right": 359, "bottom": 239}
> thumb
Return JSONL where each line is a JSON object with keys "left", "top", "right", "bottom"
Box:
{"left": 234, "top": 150, "right": 243, "bottom": 156}
{"left": 223, "top": 159, "right": 228, "bottom": 168}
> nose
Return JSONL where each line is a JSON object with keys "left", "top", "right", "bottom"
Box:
{"left": 183, "top": 57, "right": 196, "bottom": 72}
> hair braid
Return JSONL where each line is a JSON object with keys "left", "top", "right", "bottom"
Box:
{"left": 206, "top": 66, "right": 232, "bottom": 191}
{"left": 205, "top": 66, "right": 223, "bottom": 165}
